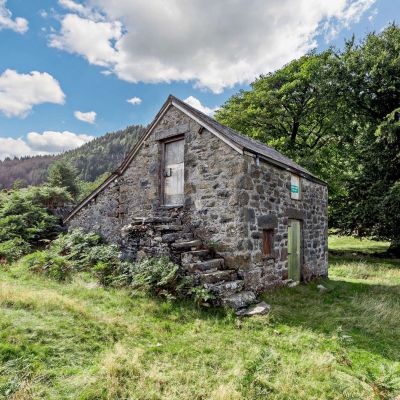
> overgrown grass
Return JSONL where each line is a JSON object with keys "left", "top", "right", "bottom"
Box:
{"left": 1, "top": 238, "right": 399, "bottom": 399}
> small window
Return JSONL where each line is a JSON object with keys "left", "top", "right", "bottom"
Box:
{"left": 262, "top": 229, "right": 274, "bottom": 256}
{"left": 291, "top": 174, "right": 300, "bottom": 200}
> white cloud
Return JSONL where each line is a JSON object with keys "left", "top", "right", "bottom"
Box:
{"left": 74, "top": 110, "right": 96, "bottom": 124}
{"left": 58, "top": 0, "right": 102, "bottom": 20}
{"left": 0, "top": 137, "right": 38, "bottom": 160}
{"left": 49, "top": 0, "right": 375, "bottom": 93}
{"left": 184, "top": 96, "right": 218, "bottom": 116}
{"left": 0, "top": 69, "right": 65, "bottom": 118}
{"left": 368, "top": 7, "right": 378, "bottom": 22}
{"left": 0, "top": 131, "right": 94, "bottom": 160}
{"left": 0, "top": 0, "right": 28, "bottom": 33}
{"left": 27, "top": 131, "right": 94, "bottom": 152}
{"left": 127, "top": 97, "right": 142, "bottom": 106}
{"left": 49, "top": 13, "right": 121, "bottom": 67}
{"left": 323, "top": 0, "right": 375, "bottom": 40}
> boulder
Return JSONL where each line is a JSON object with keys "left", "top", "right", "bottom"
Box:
{"left": 236, "top": 301, "right": 271, "bottom": 317}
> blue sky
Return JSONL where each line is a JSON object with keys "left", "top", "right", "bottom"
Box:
{"left": 0, "top": 0, "right": 398, "bottom": 159}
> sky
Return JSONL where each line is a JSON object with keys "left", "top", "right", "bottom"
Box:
{"left": 0, "top": 0, "right": 398, "bottom": 159}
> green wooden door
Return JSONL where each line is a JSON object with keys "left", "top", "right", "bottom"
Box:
{"left": 288, "top": 219, "right": 301, "bottom": 281}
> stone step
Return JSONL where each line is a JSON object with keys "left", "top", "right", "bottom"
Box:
{"left": 172, "top": 239, "right": 202, "bottom": 250}
{"left": 132, "top": 216, "right": 181, "bottom": 225}
{"left": 153, "top": 224, "right": 184, "bottom": 232}
{"left": 206, "top": 280, "right": 245, "bottom": 297}
{"left": 181, "top": 249, "right": 210, "bottom": 264}
{"left": 184, "top": 258, "right": 225, "bottom": 273}
{"left": 162, "top": 232, "right": 193, "bottom": 243}
{"left": 221, "top": 291, "right": 257, "bottom": 310}
{"left": 199, "top": 269, "right": 237, "bottom": 284}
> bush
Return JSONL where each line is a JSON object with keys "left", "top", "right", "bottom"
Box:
{"left": 22, "top": 250, "right": 73, "bottom": 281}
{"left": 50, "top": 229, "right": 103, "bottom": 269}
{"left": 0, "top": 189, "right": 62, "bottom": 246}
{"left": 22, "top": 229, "right": 124, "bottom": 284}
{"left": 19, "top": 228, "right": 212, "bottom": 304}
{"left": 93, "top": 260, "right": 133, "bottom": 287}
{"left": 129, "top": 257, "right": 180, "bottom": 295}
{"left": 0, "top": 238, "right": 30, "bottom": 264}
{"left": 26, "top": 185, "right": 73, "bottom": 209}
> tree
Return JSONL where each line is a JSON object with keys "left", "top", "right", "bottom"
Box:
{"left": 77, "top": 172, "right": 111, "bottom": 202}
{"left": 0, "top": 189, "right": 61, "bottom": 245}
{"left": 47, "top": 160, "right": 79, "bottom": 198}
{"left": 330, "top": 25, "right": 400, "bottom": 253}
{"left": 215, "top": 50, "right": 354, "bottom": 210}
{"left": 27, "top": 185, "right": 73, "bottom": 209}
{"left": 333, "top": 108, "right": 400, "bottom": 254}
{"left": 215, "top": 24, "right": 400, "bottom": 251}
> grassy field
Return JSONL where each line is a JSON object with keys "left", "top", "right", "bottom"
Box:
{"left": 1, "top": 236, "right": 399, "bottom": 399}
{"left": 329, "top": 235, "right": 391, "bottom": 254}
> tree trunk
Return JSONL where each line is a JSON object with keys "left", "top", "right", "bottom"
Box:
{"left": 290, "top": 121, "right": 299, "bottom": 145}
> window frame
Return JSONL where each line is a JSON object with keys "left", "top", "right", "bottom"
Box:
{"left": 262, "top": 229, "right": 274, "bottom": 257}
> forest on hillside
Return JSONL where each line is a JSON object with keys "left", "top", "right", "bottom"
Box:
{"left": 0, "top": 124, "right": 145, "bottom": 189}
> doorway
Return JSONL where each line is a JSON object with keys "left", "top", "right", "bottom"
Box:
{"left": 163, "top": 138, "right": 184, "bottom": 206}
{"left": 288, "top": 219, "right": 301, "bottom": 281}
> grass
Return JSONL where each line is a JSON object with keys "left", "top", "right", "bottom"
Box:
{"left": 0, "top": 237, "right": 399, "bottom": 399}
{"left": 329, "top": 235, "right": 391, "bottom": 254}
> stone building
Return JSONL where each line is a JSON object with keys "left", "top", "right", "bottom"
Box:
{"left": 65, "top": 95, "right": 328, "bottom": 309}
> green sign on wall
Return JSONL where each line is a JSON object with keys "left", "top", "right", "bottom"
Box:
{"left": 291, "top": 185, "right": 299, "bottom": 193}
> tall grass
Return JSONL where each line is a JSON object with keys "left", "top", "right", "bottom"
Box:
{"left": 0, "top": 239, "right": 399, "bottom": 399}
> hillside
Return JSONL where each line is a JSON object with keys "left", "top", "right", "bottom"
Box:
{"left": 0, "top": 155, "right": 59, "bottom": 189}
{"left": 0, "top": 124, "right": 146, "bottom": 189}
{"left": 1, "top": 238, "right": 399, "bottom": 399}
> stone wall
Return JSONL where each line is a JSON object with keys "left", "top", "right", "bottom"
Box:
{"left": 69, "top": 105, "right": 246, "bottom": 249}
{"left": 67, "top": 104, "right": 328, "bottom": 295}
{"left": 68, "top": 181, "right": 121, "bottom": 242}
{"left": 233, "top": 159, "right": 328, "bottom": 292}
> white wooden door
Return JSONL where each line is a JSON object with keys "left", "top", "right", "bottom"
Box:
{"left": 164, "top": 139, "right": 184, "bottom": 205}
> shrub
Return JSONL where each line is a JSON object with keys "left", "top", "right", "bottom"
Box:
{"left": 93, "top": 260, "right": 133, "bottom": 287}
{"left": 22, "top": 229, "right": 124, "bottom": 284}
{"left": 26, "top": 185, "right": 73, "bottom": 209}
{"left": 0, "top": 238, "right": 30, "bottom": 264}
{"left": 130, "top": 257, "right": 180, "bottom": 295}
{"left": 50, "top": 229, "right": 103, "bottom": 269}
{"left": 0, "top": 189, "right": 62, "bottom": 245}
{"left": 19, "top": 228, "right": 212, "bottom": 305}
{"left": 190, "top": 286, "right": 215, "bottom": 306}
{"left": 21, "top": 250, "right": 73, "bottom": 281}
{"left": 82, "top": 244, "right": 121, "bottom": 269}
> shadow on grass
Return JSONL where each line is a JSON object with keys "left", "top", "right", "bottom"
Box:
{"left": 261, "top": 278, "right": 400, "bottom": 362}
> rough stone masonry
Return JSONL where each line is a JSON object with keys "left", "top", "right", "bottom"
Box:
{"left": 65, "top": 95, "right": 328, "bottom": 309}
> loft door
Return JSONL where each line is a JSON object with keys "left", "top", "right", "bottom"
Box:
{"left": 288, "top": 219, "right": 301, "bottom": 282}
{"left": 164, "top": 138, "right": 184, "bottom": 206}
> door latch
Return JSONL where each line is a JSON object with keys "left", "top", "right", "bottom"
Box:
{"left": 164, "top": 168, "right": 172, "bottom": 177}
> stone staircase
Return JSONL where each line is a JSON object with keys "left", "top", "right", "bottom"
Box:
{"left": 121, "top": 215, "right": 256, "bottom": 309}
